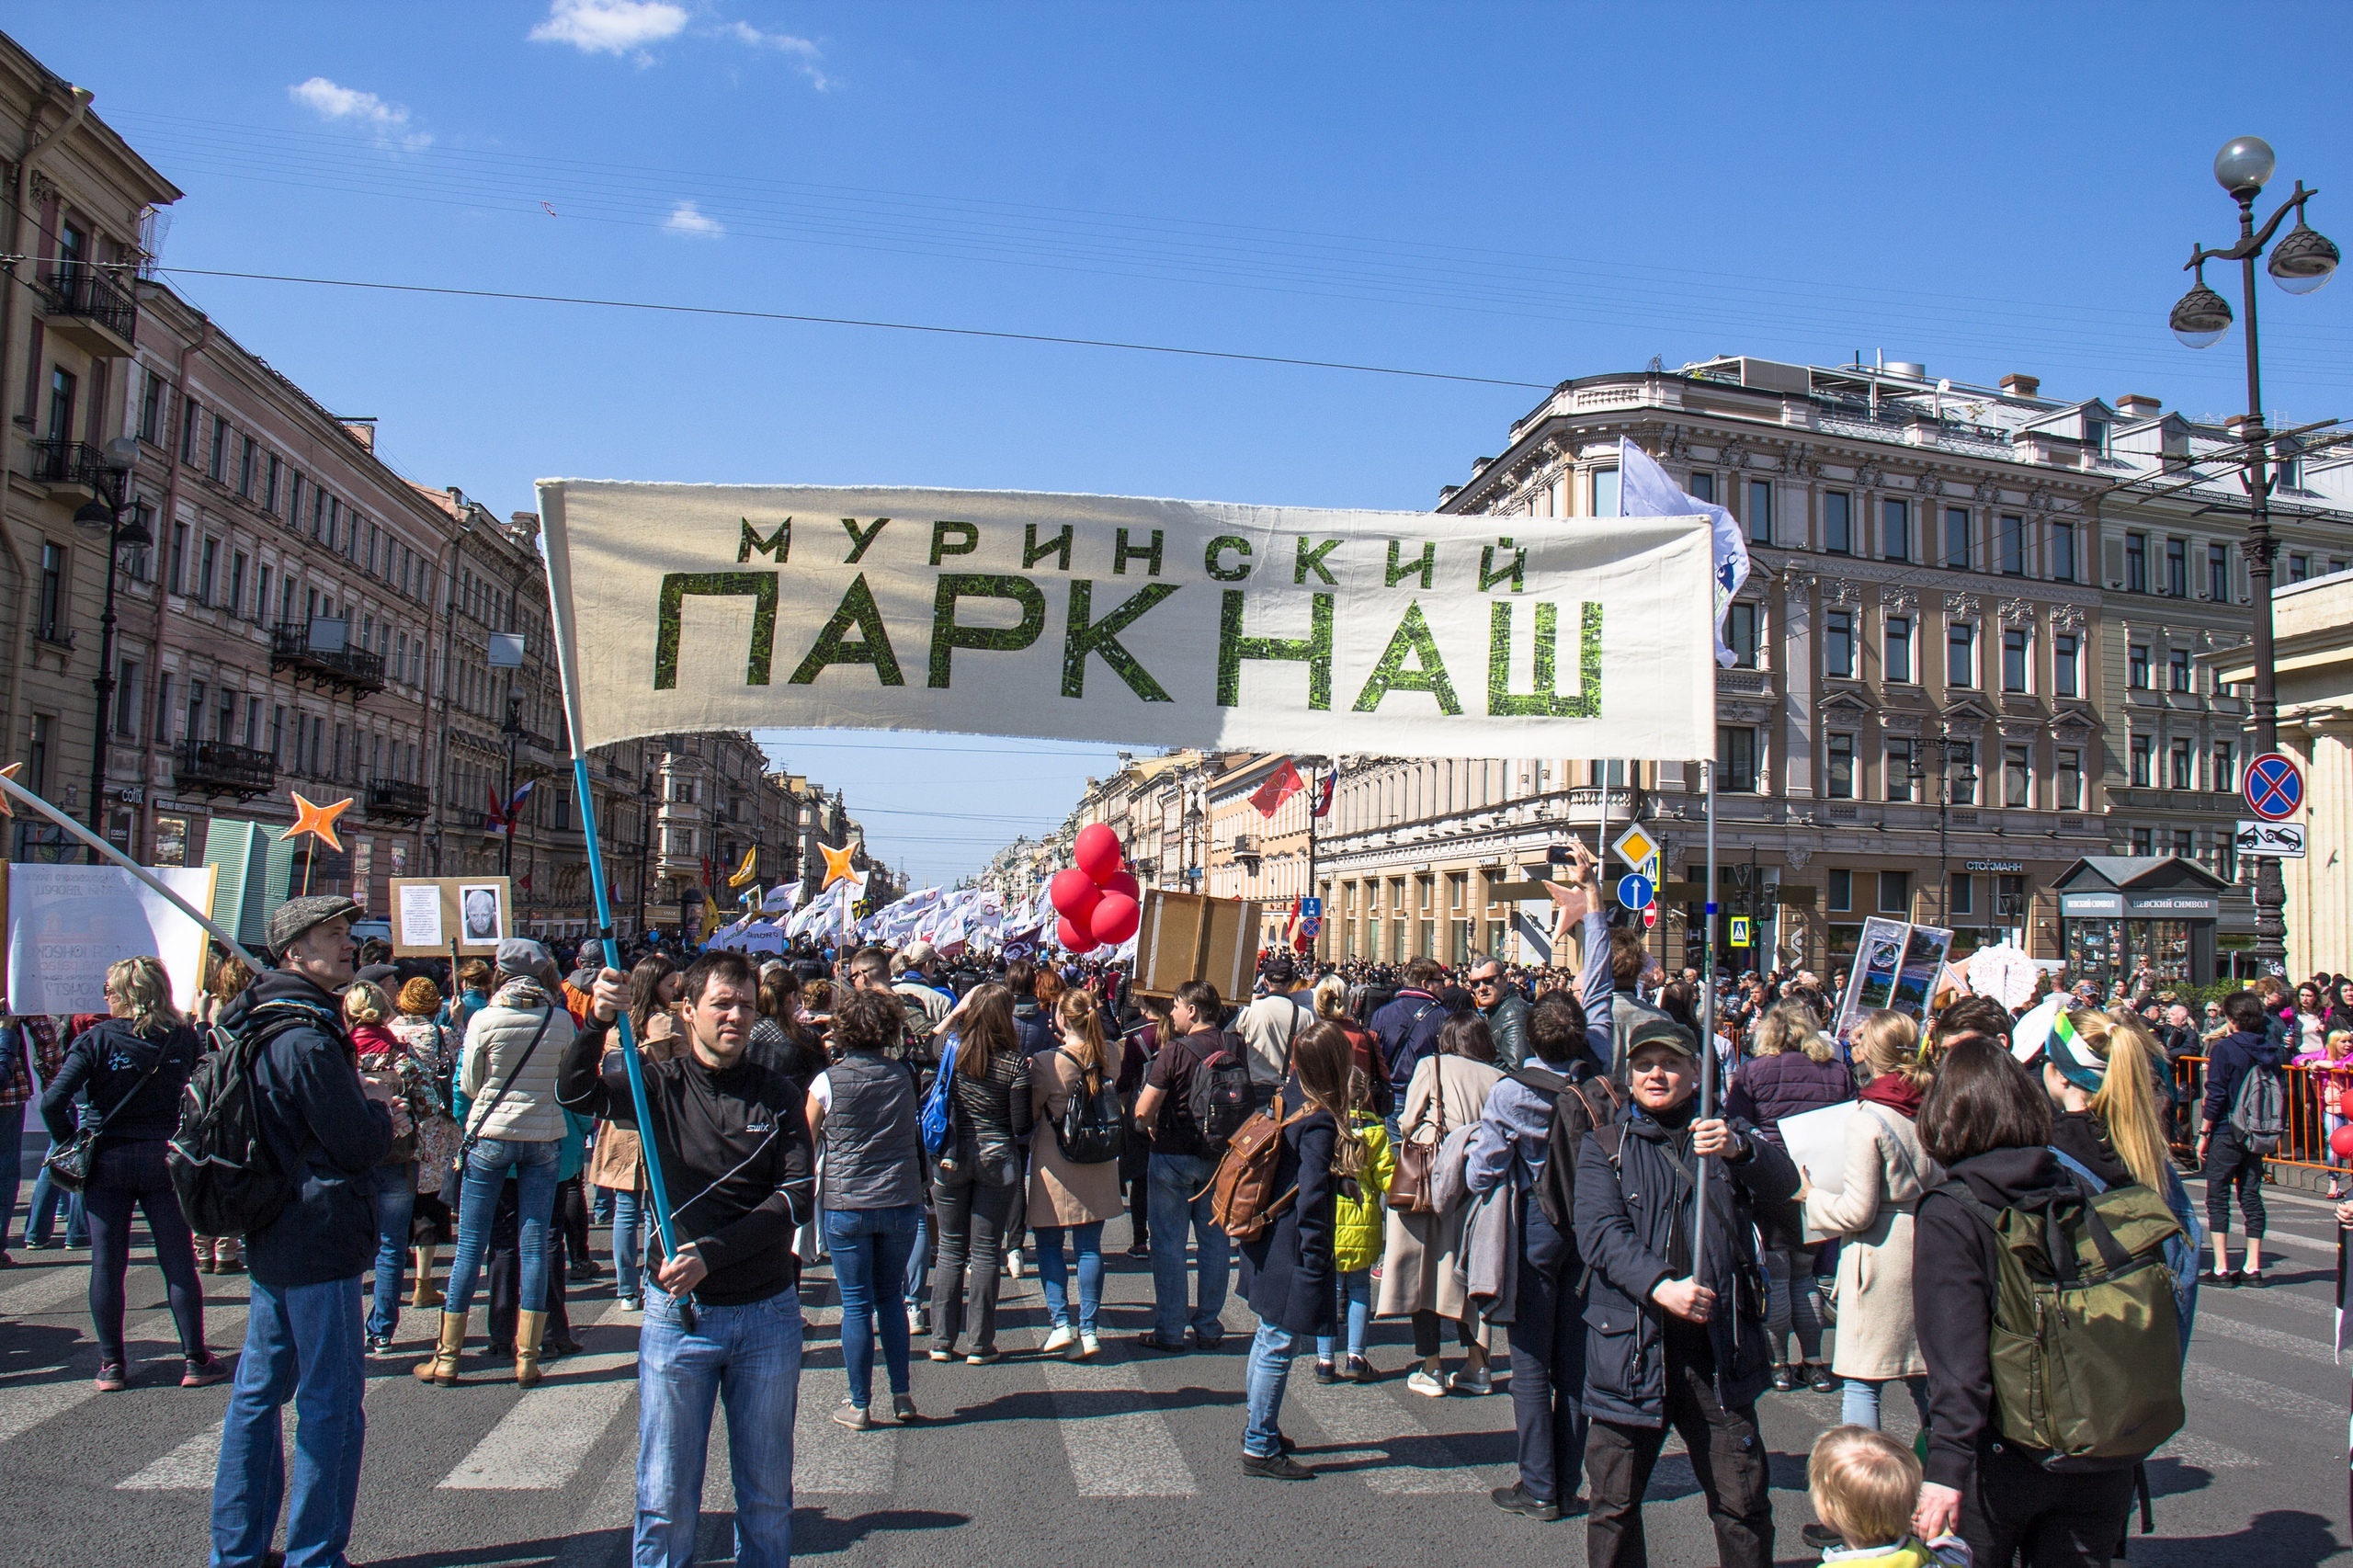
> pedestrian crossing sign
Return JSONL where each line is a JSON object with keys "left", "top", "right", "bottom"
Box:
{"left": 1610, "top": 824, "right": 1659, "bottom": 869}
{"left": 1730, "top": 916, "right": 1752, "bottom": 947}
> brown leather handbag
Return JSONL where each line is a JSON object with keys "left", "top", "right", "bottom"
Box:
{"left": 1385, "top": 1057, "right": 1447, "bottom": 1213}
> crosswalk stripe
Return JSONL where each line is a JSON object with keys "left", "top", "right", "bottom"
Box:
{"left": 2194, "top": 1310, "right": 2337, "bottom": 1364}
{"left": 1288, "top": 1373, "right": 1495, "bottom": 1494}
{"left": 2182, "top": 1361, "right": 2342, "bottom": 1424}
{"left": 0, "top": 1377, "right": 101, "bottom": 1444}
{"left": 795, "top": 1389, "right": 897, "bottom": 1494}
{"left": 119, "top": 1424, "right": 225, "bottom": 1490}
{"left": 1040, "top": 1356, "right": 1199, "bottom": 1496}
{"left": 2222, "top": 1284, "right": 2332, "bottom": 1319}
{"left": 439, "top": 1381, "right": 637, "bottom": 1489}
{"left": 2155, "top": 1432, "right": 2261, "bottom": 1470}
{"left": 0, "top": 1268, "right": 89, "bottom": 1316}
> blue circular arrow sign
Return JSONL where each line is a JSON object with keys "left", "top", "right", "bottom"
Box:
{"left": 1617, "top": 872, "right": 1655, "bottom": 910}
{"left": 2244, "top": 751, "right": 2304, "bottom": 823}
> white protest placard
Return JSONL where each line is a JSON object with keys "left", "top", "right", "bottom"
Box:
{"left": 6, "top": 864, "right": 219, "bottom": 1016}
{"left": 398, "top": 882, "right": 444, "bottom": 949}
{"left": 537, "top": 483, "right": 1718, "bottom": 761}
{"left": 1778, "top": 1100, "right": 1860, "bottom": 1243}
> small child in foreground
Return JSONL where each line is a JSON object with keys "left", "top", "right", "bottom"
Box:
{"left": 1808, "top": 1425, "right": 1972, "bottom": 1566}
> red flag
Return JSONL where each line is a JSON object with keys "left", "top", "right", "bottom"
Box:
{"left": 1311, "top": 773, "right": 1336, "bottom": 818}
{"left": 1250, "top": 758, "right": 1305, "bottom": 819}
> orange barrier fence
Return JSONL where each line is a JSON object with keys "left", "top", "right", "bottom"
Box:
{"left": 2171, "top": 1055, "right": 2349, "bottom": 1174}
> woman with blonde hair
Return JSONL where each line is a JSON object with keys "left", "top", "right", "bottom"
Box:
{"left": 1800, "top": 1011, "right": 1941, "bottom": 1437}
{"left": 39, "top": 956, "right": 225, "bottom": 1391}
{"left": 1029, "top": 989, "right": 1123, "bottom": 1357}
{"left": 1727, "top": 998, "right": 1854, "bottom": 1392}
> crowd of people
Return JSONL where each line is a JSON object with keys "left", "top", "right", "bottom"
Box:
{"left": 0, "top": 850, "right": 2337, "bottom": 1568}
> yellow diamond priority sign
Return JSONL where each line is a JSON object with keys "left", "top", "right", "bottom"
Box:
{"left": 1611, "top": 824, "right": 1659, "bottom": 870}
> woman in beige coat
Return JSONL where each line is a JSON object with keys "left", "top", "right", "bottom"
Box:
{"left": 1799, "top": 1009, "right": 1941, "bottom": 1431}
{"left": 1376, "top": 1013, "right": 1506, "bottom": 1397}
{"left": 1030, "top": 991, "right": 1124, "bottom": 1358}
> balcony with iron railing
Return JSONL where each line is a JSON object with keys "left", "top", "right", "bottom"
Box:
{"left": 368, "top": 778, "right": 431, "bottom": 821}
{"left": 26, "top": 438, "right": 112, "bottom": 499}
{"left": 176, "top": 739, "right": 277, "bottom": 801}
{"left": 37, "top": 265, "right": 137, "bottom": 355}
{"left": 270, "top": 621, "right": 386, "bottom": 698}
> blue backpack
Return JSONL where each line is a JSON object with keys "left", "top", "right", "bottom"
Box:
{"left": 920, "top": 1032, "right": 961, "bottom": 1159}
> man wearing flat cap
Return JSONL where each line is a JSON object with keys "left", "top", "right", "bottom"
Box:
{"left": 210, "top": 895, "right": 395, "bottom": 1568}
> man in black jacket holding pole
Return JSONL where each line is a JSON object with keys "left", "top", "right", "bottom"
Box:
{"left": 559, "top": 948, "right": 814, "bottom": 1568}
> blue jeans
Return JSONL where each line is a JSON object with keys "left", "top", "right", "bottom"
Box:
{"left": 1034, "top": 1221, "right": 1105, "bottom": 1333}
{"left": 1243, "top": 1320, "right": 1300, "bottom": 1458}
{"left": 210, "top": 1275, "right": 366, "bottom": 1568}
{"left": 635, "top": 1285, "right": 801, "bottom": 1568}
{"left": 593, "top": 1183, "right": 616, "bottom": 1225}
{"left": 1146, "top": 1152, "right": 1228, "bottom": 1343}
{"left": 444, "top": 1139, "right": 559, "bottom": 1316}
{"left": 824, "top": 1204, "right": 918, "bottom": 1408}
{"left": 27, "top": 1141, "right": 86, "bottom": 1247}
{"left": 1842, "top": 1374, "right": 1930, "bottom": 1431}
{"left": 905, "top": 1210, "right": 933, "bottom": 1302}
{"left": 613, "top": 1187, "right": 645, "bottom": 1301}
{"left": 366, "top": 1164, "right": 417, "bottom": 1339}
{"left": 1315, "top": 1268, "right": 1371, "bottom": 1359}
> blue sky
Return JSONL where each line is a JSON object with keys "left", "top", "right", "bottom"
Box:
{"left": 24, "top": 3, "right": 2353, "bottom": 885}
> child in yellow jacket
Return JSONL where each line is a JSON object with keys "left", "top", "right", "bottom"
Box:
{"left": 1808, "top": 1426, "right": 1972, "bottom": 1567}
{"left": 1315, "top": 1103, "right": 1393, "bottom": 1384}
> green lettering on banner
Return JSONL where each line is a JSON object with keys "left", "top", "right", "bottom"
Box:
{"left": 1479, "top": 537, "right": 1526, "bottom": 593}
{"left": 1205, "top": 535, "right": 1253, "bottom": 582}
{"left": 654, "top": 572, "right": 779, "bottom": 690}
{"left": 1024, "top": 523, "right": 1074, "bottom": 572}
{"left": 1385, "top": 540, "right": 1434, "bottom": 589}
{"left": 1352, "top": 600, "right": 1461, "bottom": 715}
{"left": 1487, "top": 601, "right": 1601, "bottom": 717}
{"left": 841, "top": 517, "right": 890, "bottom": 562}
{"left": 1063, "top": 580, "right": 1178, "bottom": 701}
{"left": 928, "top": 574, "right": 1047, "bottom": 688}
{"left": 786, "top": 574, "right": 905, "bottom": 687}
{"left": 1295, "top": 536, "right": 1341, "bottom": 585}
{"left": 1216, "top": 589, "right": 1333, "bottom": 710}
{"left": 929, "top": 520, "right": 980, "bottom": 566}
{"left": 737, "top": 517, "right": 790, "bottom": 563}
{"left": 1112, "top": 528, "right": 1165, "bottom": 577}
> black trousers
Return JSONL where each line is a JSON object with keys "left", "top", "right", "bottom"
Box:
{"left": 1508, "top": 1205, "right": 1588, "bottom": 1506}
{"left": 1586, "top": 1350, "right": 1772, "bottom": 1568}
{"left": 2203, "top": 1125, "right": 2267, "bottom": 1239}
{"left": 554, "top": 1175, "right": 591, "bottom": 1262}
{"left": 486, "top": 1176, "right": 574, "bottom": 1352}
{"left": 931, "top": 1175, "right": 1018, "bottom": 1352}
{"left": 1959, "top": 1443, "right": 2136, "bottom": 1568}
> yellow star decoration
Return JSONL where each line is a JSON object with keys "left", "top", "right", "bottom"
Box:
{"left": 281, "top": 792, "right": 355, "bottom": 854}
{"left": 820, "top": 839, "right": 861, "bottom": 891}
{"left": 0, "top": 762, "right": 22, "bottom": 819}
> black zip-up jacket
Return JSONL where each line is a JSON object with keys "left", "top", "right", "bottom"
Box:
{"left": 40, "top": 1018, "right": 202, "bottom": 1145}
{"left": 558, "top": 1012, "right": 814, "bottom": 1307}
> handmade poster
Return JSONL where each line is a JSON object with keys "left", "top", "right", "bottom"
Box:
{"left": 1835, "top": 915, "right": 1957, "bottom": 1040}
{"left": 387, "top": 878, "right": 513, "bottom": 957}
{"left": 398, "top": 882, "right": 444, "bottom": 949}
{"left": 460, "top": 884, "right": 504, "bottom": 943}
{"left": 5, "top": 864, "right": 217, "bottom": 1015}
{"left": 537, "top": 483, "right": 1718, "bottom": 760}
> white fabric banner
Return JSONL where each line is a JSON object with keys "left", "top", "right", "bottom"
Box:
{"left": 537, "top": 483, "right": 1717, "bottom": 759}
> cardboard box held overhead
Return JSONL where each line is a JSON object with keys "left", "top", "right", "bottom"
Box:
{"left": 1133, "top": 890, "right": 1263, "bottom": 1001}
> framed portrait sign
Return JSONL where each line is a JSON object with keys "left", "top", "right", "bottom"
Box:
{"left": 389, "top": 877, "right": 514, "bottom": 957}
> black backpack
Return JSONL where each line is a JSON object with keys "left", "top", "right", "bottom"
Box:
{"left": 166, "top": 1004, "right": 323, "bottom": 1239}
{"left": 1517, "top": 1061, "right": 1626, "bottom": 1236}
{"left": 1183, "top": 1032, "right": 1255, "bottom": 1152}
{"left": 1053, "top": 1051, "right": 1126, "bottom": 1165}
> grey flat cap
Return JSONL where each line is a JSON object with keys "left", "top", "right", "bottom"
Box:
{"left": 267, "top": 894, "right": 364, "bottom": 951}
{"left": 496, "top": 937, "right": 558, "bottom": 983}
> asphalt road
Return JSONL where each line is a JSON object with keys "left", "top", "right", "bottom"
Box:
{"left": 1, "top": 1153, "right": 2348, "bottom": 1566}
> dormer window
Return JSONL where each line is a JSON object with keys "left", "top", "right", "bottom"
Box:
{"left": 2084, "top": 420, "right": 2108, "bottom": 454}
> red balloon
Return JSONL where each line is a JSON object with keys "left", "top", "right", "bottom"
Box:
{"left": 1091, "top": 892, "right": 1141, "bottom": 946}
{"left": 2334, "top": 1123, "right": 2353, "bottom": 1162}
{"left": 1058, "top": 915, "right": 1099, "bottom": 953}
{"left": 1074, "top": 823, "right": 1123, "bottom": 883}
{"left": 1049, "top": 868, "right": 1103, "bottom": 921}
{"left": 1100, "top": 870, "right": 1141, "bottom": 903}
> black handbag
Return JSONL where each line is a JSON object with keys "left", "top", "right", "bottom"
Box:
{"left": 42, "top": 1037, "right": 169, "bottom": 1193}
{"left": 440, "top": 1006, "right": 556, "bottom": 1204}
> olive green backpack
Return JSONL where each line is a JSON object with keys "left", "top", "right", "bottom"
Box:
{"left": 1933, "top": 1163, "right": 2186, "bottom": 1471}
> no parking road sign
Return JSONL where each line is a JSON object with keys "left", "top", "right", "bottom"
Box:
{"left": 2243, "top": 751, "right": 2304, "bottom": 822}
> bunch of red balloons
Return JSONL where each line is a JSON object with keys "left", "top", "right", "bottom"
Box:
{"left": 1050, "top": 824, "right": 1141, "bottom": 954}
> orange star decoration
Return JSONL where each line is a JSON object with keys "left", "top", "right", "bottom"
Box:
{"left": 281, "top": 792, "right": 355, "bottom": 854}
{"left": 0, "top": 761, "right": 22, "bottom": 819}
{"left": 819, "top": 839, "right": 861, "bottom": 891}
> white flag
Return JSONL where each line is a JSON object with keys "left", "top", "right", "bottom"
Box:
{"left": 1618, "top": 437, "right": 1750, "bottom": 669}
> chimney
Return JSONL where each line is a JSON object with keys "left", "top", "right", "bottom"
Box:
{"left": 509, "top": 511, "right": 541, "bottom": 539}
{"left": 339, "top": 416, "right": 377, "bottom": 450}
{"left": 2115, "top": 393, "right": 2162, "bottom": 419}
{"left": 1999, "top": 373, "right": 2040, "bottom": 400}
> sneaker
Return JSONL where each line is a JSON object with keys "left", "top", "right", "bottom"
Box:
{"left": 1449, "top": 1364, "right": 1494, "bottom": 1396}
{"left": 892, "top": 1392, "right": 923, "bottom": 1424}
{"left": 928, "top": 1346, "right": 958, "bottom": 1362}
{"left": 1126, "top": 1244, "right": 1152, "bottom": 1260}
{"left": 913, "top": 1309, "right": 933, "bottom": 1336}
{"left": 832, "top": 1401, "right": 872, "bottom": 1430}
{"left": 1806, "top": 1363, "right": 1839, "bottom": 1394}
{"left": 24, "top": 1239, "right": 58, "bottom": 1251}
{"left": 1491, "top": 1483, "right": 1560, "bottom": 1521}
{"left": 1313, "top": 1358, "right": 1336, "bottom": 1384}
{"left": 1077, "top": 1331, "right": 1099, "bottom": 1358}
{"left": 1344, "top": 1354, "right": 1379, "bottom": 1383}
{"left": 906, "top": 1304, "right": 924, "bottom": 1335}
{"left": 568, "top": 1257, "right": 605, "bottom": 1283}
{"left": 1405, "top": 1369, "right": 1446, "bottom": 1398}
{"left": 1042, "top": 1324, "right": 1076, "bottom": 1355}
{"left": 198, "top": 1256, "right": 217, "bottom": 1276}
{"left": 366, "top": 1335, "right": 396, "bottom": 1356}
{"left": 96, "top": 1362, "right": 128, "bottom": 1392}
{"left": 1134, "top": 1332, "right": 1188, "bottom": 1354}
{"left": 1191, "top": 1330, "right": 1224, "bottom": 1351}
{"left": 182, "top": 1355, "right": 232, "bottom": 1388}
{"left": 966, "top": 1347, "right": 1002, "bottom": 1365}
{"left": 1241, "top": 1450, "right": 1316, "bottom": 1481}
{"left": 1006, "top": 1250, "right": 1025, "bottom": 1279}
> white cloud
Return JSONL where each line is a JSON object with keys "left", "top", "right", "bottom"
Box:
{"left": 529, "top": 0, "right": 689, "bottom": 56}
{"left": 663, "top": 200, "right": 724, "bottom": 239}
{"left": 725, "top": 21, "right": 830, "bottom": 87}
{"left": 289, "top": 76, "right": 431, "bottom": 151}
